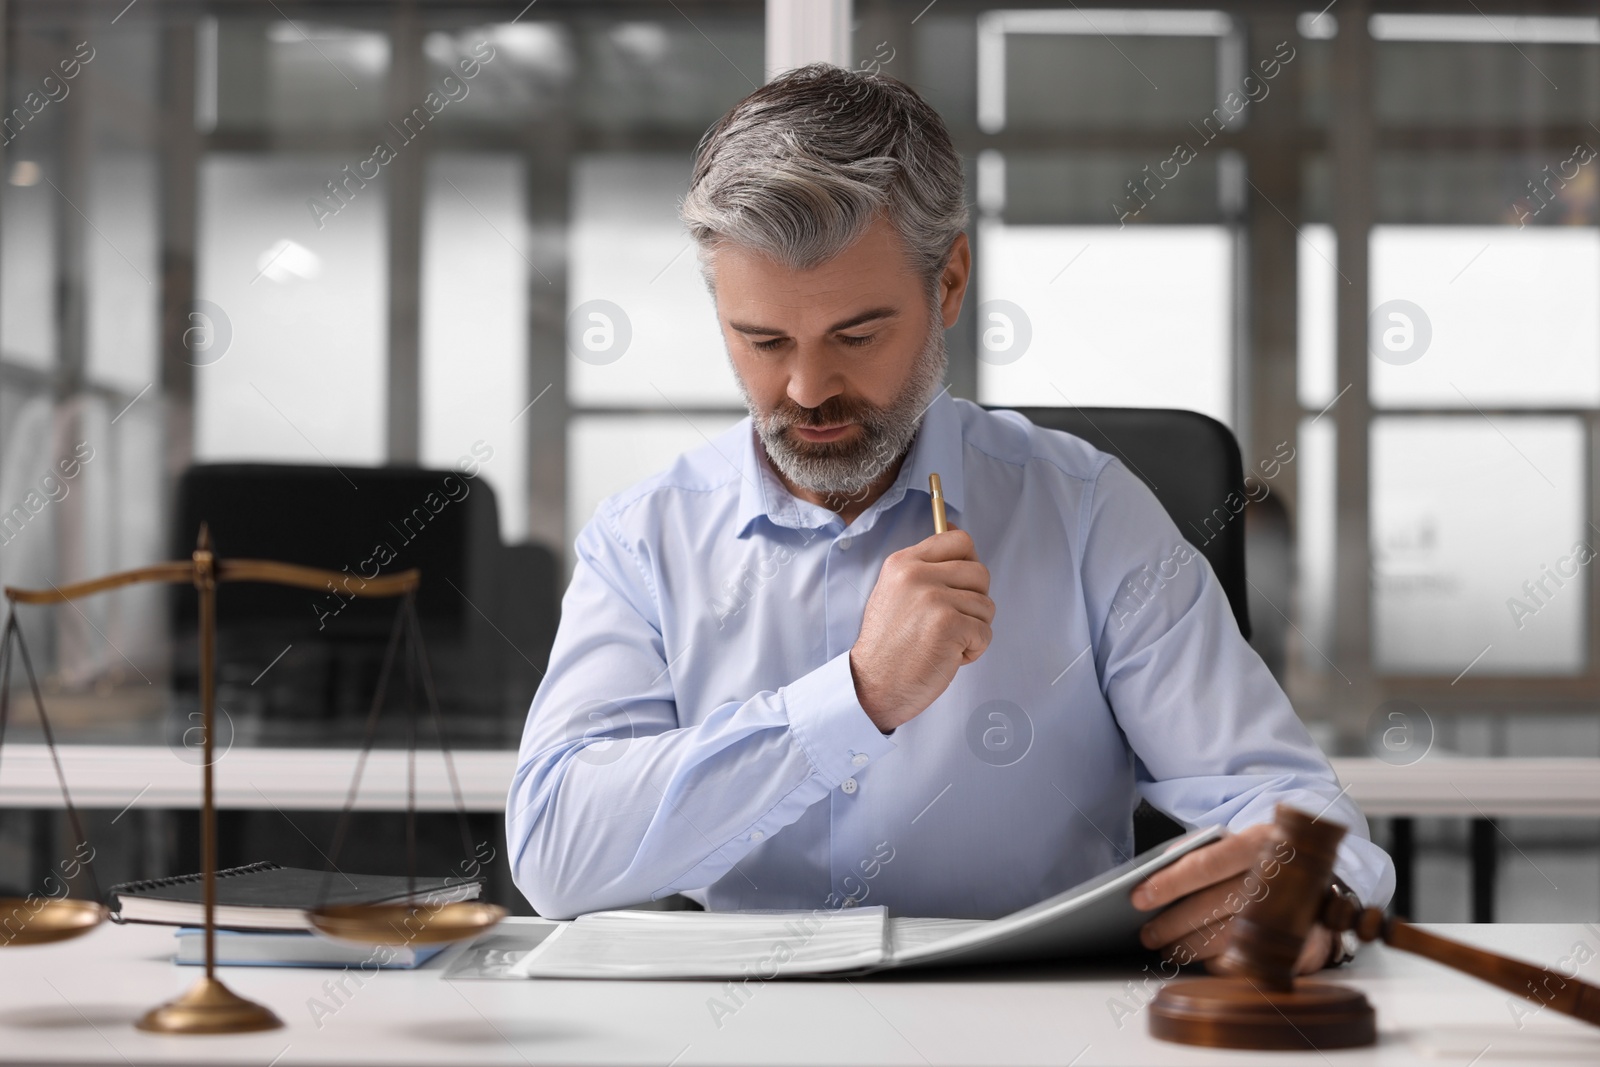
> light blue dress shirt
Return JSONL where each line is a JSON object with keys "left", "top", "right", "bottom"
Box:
{"left": 507, "top": 391, "right": 1395, "bottom": 920}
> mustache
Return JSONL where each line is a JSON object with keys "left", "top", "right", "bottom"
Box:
{"left": 773, "top": 401, "right": 875, "bottom": 429}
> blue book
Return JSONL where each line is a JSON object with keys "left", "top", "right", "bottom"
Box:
{"left": 175, "top": 927, "right": 446, "bottom": 969}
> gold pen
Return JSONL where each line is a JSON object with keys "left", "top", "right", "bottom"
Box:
{"left": 929, "top": 472, "right": 948, "bottom": 534}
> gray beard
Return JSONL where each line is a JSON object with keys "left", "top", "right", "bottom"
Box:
{"left": 735, "top": 306, "right": 949, "bottom": 501}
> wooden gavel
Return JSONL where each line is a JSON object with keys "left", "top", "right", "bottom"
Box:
{"left": 1150, "top": 803, "right": 1600, "bottom": 1050}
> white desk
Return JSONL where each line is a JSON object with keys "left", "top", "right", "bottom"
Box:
{"left": 1327, "top": 757, "right": 1600, "bottom": 818}
{"left": 1, "top": 920, "right": 1597, "bottom": 1065}
{"left": 8, "top": 746, "right": 1600, "bottom": 817}
{"left": 0, "top": 745, "right": 517, "bottom": 811}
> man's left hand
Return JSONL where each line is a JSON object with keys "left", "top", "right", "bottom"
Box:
{"left": 1129, "top": 823, "right": 1334, "bottom": 975}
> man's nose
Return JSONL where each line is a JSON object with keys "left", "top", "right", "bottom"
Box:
{"left": 785, "top": 350, "right": 846, "bottom": 412}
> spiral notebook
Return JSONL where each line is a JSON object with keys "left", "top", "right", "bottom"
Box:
{"left": 109, "top": 862, "right": 482, "bottom": 931}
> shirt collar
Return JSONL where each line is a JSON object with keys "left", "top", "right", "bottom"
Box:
{"left": 734, "top": 388, "right": 965, "bottom": 538}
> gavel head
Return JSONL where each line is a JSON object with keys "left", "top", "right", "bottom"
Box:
{"left": 1211, "top": 803, "right": 1348, "bottom": 990}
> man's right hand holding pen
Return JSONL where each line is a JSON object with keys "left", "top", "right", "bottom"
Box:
{"left": 849, "top": 473, "right": 995, "bottom": 734}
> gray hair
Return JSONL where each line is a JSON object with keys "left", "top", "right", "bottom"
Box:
{"left": 680, "top": 63, "right": 968, "bottom": 294}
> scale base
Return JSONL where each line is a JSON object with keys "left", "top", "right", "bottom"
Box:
{"left": 1149, "top": 976, "right": 1376, "bottom": 1050}
{"left": 136, "top": 976, "right": 283, "bottom": 1034}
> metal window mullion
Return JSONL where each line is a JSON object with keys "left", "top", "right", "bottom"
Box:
{"left": 1587, "top": 411, "right": 1600, "bottom": 684}
{"left": 385, "top": 1, "right": 424, "bottom": 465}
{"left": 1331, "top": 0, "right": 1376, "bottom": 728}
{"left": 765, "top": 0, "right": 850, "bottom": 79}
{"left": 1241, "top": 11, "right": 1303, "bottom": 516}
{"left": 524, "top": 110, "right": 572, "bottom": 556}
{"left": 159, "top": 20, "right": 200, "bottom": 480}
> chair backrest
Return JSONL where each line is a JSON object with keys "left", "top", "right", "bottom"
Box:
{"left": 169, "top": 463, "right": 558, "bottom": 737}
{"left": 986, "top": 406, "right": 1254, "bottom": 853}
{"left": 172, "top": 463, "right": 501, "bottom": 635}
{"left": 985, "top": 406, "right": 1252, "bottom": 642}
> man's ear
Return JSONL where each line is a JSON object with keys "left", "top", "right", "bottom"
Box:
{"left": 938, "top": 231, "right": 972, "bottom": 330}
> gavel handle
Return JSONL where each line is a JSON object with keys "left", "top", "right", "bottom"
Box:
{"left": 1364, "top": 912, "right": 1600, "bottom": 1028}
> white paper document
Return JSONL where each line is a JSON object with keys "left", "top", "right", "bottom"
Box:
{"left": 501, "top": 825, "right": 1223, "bottom": 980}
{"left": 510, "top": 907, "right": 889, "bottom": 979}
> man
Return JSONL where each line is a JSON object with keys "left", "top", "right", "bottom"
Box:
{"left": 507, "top": 63, "right": 1393, "bottom": 975}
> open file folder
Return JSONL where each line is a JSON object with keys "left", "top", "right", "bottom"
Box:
{"left": 496, "top": 825, "right": 1224, "bottom": 980}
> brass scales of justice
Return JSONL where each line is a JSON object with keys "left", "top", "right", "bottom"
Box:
{"left": 0, "top": 526, "right": 505, "bottom": 1033}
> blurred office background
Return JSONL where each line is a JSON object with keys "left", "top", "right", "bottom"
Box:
{"left": 2, "top": 0, "right": 1599, "bottom": 922}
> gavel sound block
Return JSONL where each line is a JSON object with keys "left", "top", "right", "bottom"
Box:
{"left": 1149, "top": 803, "right": 1600, "bottom": 1050}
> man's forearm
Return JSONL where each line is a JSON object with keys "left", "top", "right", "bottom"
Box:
{"left": 505, "top": 650, "right": 895, "bottom": 918}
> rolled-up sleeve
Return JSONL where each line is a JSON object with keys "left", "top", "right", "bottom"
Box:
{"left": 1079, "top": 459, "right": 1396, "bottom": 909}
{"left": 505, "top": 504, "right": 896, "bottom": 919}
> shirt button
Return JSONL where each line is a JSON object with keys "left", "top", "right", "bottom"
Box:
{"left": 841, "top": 778, "right": 858, "bottom": 795}
{"left": 838, "top": 538, "right": 852, "bottom": 551}
{"left": 842, "top": 897, "right": 859, "bottom": 908}
{"left": 851, "top": 753, "right": 868, "bottom": 767}
{"left": 750, "top": 830, "right": 765, "bottom": 842}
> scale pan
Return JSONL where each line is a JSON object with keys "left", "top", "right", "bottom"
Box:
{"left": 0, "top": 897, "right": 107, "bottom": 945}
{"left": 307, "top": 901, "right": 507, "bottom": 946}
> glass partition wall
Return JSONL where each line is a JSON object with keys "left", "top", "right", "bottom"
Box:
{"left": 0, "top": 1, "right": 763, "bottom": 746}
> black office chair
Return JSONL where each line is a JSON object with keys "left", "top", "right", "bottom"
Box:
{"left": 985, "top": 406, "right": 1252, "bottom": 641}
{"left": 162, "top": 464, "right": 560, "bottom": 903}
{"left": 985, "top": 406, "right": 1255, "bottom": 853}
{"left": 170, "top": 463, "right": 560, "bottom": 745}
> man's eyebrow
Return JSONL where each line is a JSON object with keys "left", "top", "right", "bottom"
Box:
{"left": 728, "top": 307, "right": 900, "bottom": 337}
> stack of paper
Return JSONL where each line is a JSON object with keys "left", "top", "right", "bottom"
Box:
{"left": 511, "top": 907, "right": 889, "bottom": 979}
{"left": 488, "top": 825, "right": 1223, "bottom": 981}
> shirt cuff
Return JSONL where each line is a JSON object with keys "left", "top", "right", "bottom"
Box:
{"left": 1332, "top": 835, "right": 1395, "bottom": 914}
{"left": 781, "top": 650, "right": 898, "bottom": 785}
